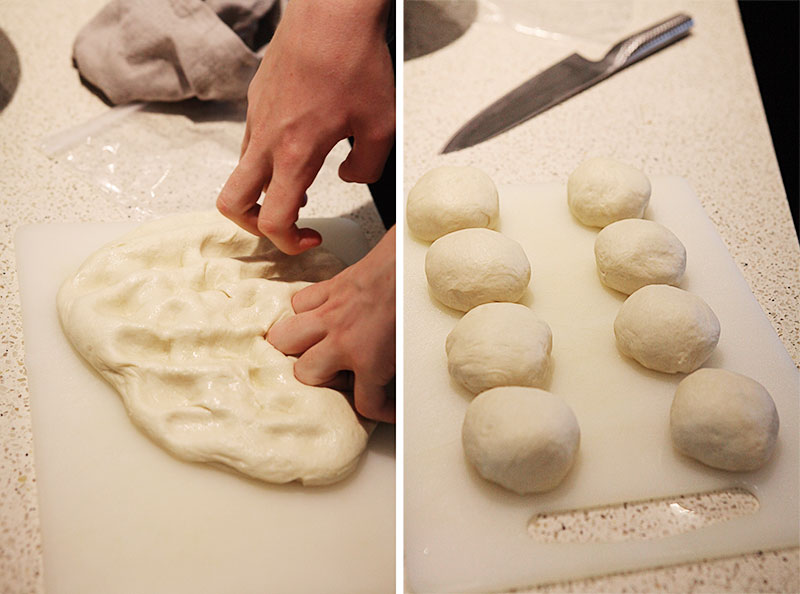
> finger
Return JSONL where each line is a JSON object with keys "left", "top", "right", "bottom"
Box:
{"left": 291, "top": 281, "right": 330, "bottom": 314}
{"left": 217, "top": 150, "right": 271, "bottom": 236}
{"left": 293, "top": 338, "right": 344, "bottom": 386}
{"left": 240, "top": 126, "right": 251, "bottom": 158}
{"left": 338, "top": 128, "right": 394, "bottom": 184}
{"left": 267, "top": 312, "right": 326, "bottom": 356}
{"left": 258, "top": 172, "right": 322, "bottom": 255}
{"left": 354, "top": 379, "right": 395, "bottom": 423}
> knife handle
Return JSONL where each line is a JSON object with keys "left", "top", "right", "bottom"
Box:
{"left": 603, "top": 13, "right": 694, "bottom": 72}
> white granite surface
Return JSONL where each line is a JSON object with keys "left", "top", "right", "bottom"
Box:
{"left": 0, "top": 1, "right": 383, "bottom": 592}
{"left": 404, "top": 0, "right": 798, "bottom": 592}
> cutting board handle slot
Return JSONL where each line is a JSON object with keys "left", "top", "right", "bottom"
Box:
{"left": 527, "top": 487, "right": 758, "bottom": 544}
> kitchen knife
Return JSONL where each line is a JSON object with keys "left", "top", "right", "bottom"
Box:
{"left": 442, "top": 13, "right": 694, "bottom": 153}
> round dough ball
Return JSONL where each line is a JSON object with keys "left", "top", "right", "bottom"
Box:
{"left": 425, "top": 228, "right": 531, "bottom": 312}
{"left": 446, "top": 303, "right": 552, "bottom": 394}
{"left": 406, "top": 166, "right": 500, "bottom": 241}
{"left": 614, "top": 285, "right": 720, "bottom": 374}
{"left": 670, "top": 368, "right": 779, "bottom": 471}
{"left": 567, "top": 157, "right": 651, "bottom": 227}
{"left": 462, "top": 387, "right": 580, "bottom": 494}
{"left": 595, "top": 218, "right": 687, "bottom": 294}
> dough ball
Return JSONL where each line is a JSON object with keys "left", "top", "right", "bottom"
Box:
{"left": 462, "top": 387, "right": 580, "bottom": 494}
{"left": 446, "top": 302, "right": 552, "bottom": 394}
{"left": 595, "top": 218, "right": 687, "bottom": 294}
{"left": 567, "top": 157, "right": 651, "bottom": 227}
{"left": 614, "top": 285, "right": 720, "bottom": 374}
{"left": 406, "top": 166, "right": 499, "bottom": 241}
{"left": 670, "top": 368, "right": 779, "bottom": 471}
{"left": 425, "top": 228, "right": 531, "bottom": 312}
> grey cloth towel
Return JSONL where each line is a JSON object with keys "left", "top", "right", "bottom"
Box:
{"left": 73, "top": 0, "right": 278, "bottom": 104}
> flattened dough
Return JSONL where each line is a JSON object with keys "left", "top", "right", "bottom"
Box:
{"left": 57, "top": 211, "right": 371, "bottom": 486}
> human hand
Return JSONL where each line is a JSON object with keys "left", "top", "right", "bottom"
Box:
{"left": 217, "top": 0, "right": 395, "bottom": 255}
{"left": 268, "top": 227, "right": 396, "bottom": 423}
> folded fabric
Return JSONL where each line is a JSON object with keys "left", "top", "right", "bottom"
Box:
{"left": 73, "top": 0, "right": 278, "bottom": 104}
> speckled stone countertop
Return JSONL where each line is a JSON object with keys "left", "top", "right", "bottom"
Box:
{"left": 404, "top": 0, "right": 798, "bottom": 592}
{"left": 0, "top": 1, "right": 384, "bottom": 592}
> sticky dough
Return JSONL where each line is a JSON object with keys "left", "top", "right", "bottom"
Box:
{"left": 57, "top": 211, "right": 371, "bottom": 486}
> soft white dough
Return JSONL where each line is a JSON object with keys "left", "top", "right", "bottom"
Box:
{"left": 567, "top": 157, "right": 651, "bottom": 227}
{"left": 595, "top": 218, "right": 687, "bottom": 294}
{"left": 462, "top": 386, "right": 580, "bottom": 494}
{"left": 406, "top": 166, "right": 499, "bottom": 241}
{"left": 670, "top": 368, "right": 779, "bottom": 471}
{"left": 57, "top": 211, "right": 371, "bottom": 486}
{"left": 425, "top": 228, "right": 531, "bottom": 312}
{"left": 614, "top": 285, "right": 720, "bottom": 374}
{"left": 446, "top": 302, "right": 552, "bottom": 394}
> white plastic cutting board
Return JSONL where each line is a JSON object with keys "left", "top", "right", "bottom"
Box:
{"left": 404, "top": 177, "right": 799, "bottom": 593}
{"left": 16, "top": 217, "right": 395, "bottom": 594}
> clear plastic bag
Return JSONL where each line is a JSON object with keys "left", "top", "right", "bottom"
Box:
{"left": 405, "top": 0, "right": 634, "bottom": 64}
{"left": 40, "top": 101, "right": 246, "bottom": 220}
{"left": 478, "top": 0, "right": 634, "bottom": 44}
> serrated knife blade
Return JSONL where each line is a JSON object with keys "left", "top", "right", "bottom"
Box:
{"left": 442, "top": 13, "right": 694, "bottom": 153}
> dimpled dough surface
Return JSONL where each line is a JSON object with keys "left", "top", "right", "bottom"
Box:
{"left": 57, "top": 211, "right": 371, "bottom": 486}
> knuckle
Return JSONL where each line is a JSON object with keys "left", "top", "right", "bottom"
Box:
{"left": 275, "top": 137, "right": 310, "bottom": 172}
{"left": 216, "top": 194, "right": 233, "bottom": 216}
{"left": 256, "top": 215, "right": 281, "bottom": 234}
{"left": 216, "top": 190, "right": 250, "bottom": 218}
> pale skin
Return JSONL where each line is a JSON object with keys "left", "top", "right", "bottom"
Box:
{"left": 217, "top": 0, "right": 396, "bottom": 422}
